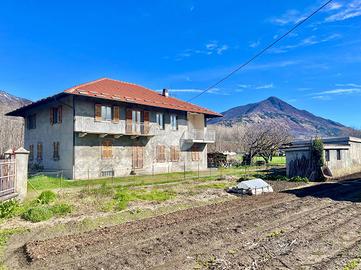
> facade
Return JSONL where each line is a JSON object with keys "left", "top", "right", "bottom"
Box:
{"left": 285, "top": 137, "right": 361, "bottom": 179}
{"left": 8, "top": 78, "right": 221, "bottom": 179}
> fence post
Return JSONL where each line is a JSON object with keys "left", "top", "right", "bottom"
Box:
{"left": 198, "top": 161, "right": 200, "bottom": 180}
{"left": 14, "top": 147, "right": 29, "bottom": 201}
{"left": 183, "top": 161, "right": 186, "bottom": 180}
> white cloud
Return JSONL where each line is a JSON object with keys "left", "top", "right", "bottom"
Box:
{"left": 270, "top": 9, "right": 306, "bottom": 25}
{"left": 175, "top": 41, "right": 229, "bottom": 60}
{"left": 325, "top": 0, "right": 361, "bottom": 22}
{"left": 168, "top": 89, "right": 202, "bottom": 93}
{"left": 256, "top": 83, "right": 274, "bottom": 89}
{"left": 310, "top": 87, "right": 361, "bottom": 100}
{"left": 326, "top": 2, "right": 343, "bottom": 11}
{"left": 249, "top": 40, "right": 260, "bottom": 48}
{"left": 336, "top": 83, "right": 361, "bottom": 88}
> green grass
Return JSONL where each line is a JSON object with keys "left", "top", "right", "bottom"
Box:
{"left": 51, "top": 203, "right": 72, "bottom": 216}
{"left": 253, "top": 156, "right": 286, "bottom": 165}
{"left": 343, "top": 258, "right": 361, "bottom": 270}
{"left": 22, "top": 206, "right": 53, "bottom": 222}
{"left": 195, "top": 183, "right": 229, "bottom": 189}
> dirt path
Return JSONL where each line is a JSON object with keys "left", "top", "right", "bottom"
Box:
{"left": 8, "top": 179, "right": 361, "bottom": 269}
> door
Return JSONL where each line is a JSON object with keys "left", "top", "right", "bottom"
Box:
{"left": 132, "top": 145, "right": 144, "bottom": 169}
{"left": 132, "top": 110, "right": 141, "bottom": 133}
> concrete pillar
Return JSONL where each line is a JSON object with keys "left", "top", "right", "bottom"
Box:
{"left": 14, "top": 147, "right": 29, "bottom": 201}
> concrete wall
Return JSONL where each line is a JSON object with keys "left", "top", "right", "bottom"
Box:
{"left": 24, "top": 95, "right": 74, "bottom": 178}
{"left": 73, "top": 96, "right": 207, "bottom": 179}
{"left": 286, "top": 141, "right": 361, "bottom": 178}
{"left": 326, "top": 142, "right": 361, "bottom": 177}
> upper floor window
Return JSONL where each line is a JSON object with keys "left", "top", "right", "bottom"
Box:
{"left": 156, "top": 113, "right": 164, "bottom": 129}
{"left": 50, "top": 106, "right": 62, "bottom": 125}
{"left": 325, "top": 150, "right": 330, "bottom": 162}
{"left": 95, "top": 104, "right": 120, "bottom": 122}
{"left": 27, "top": 114, "right": 36, "bottom": 129}
{"left": 170, "top": 114, "right": 178, "bottom": 130}
{"left": 337, "top": 149, "right": 341, "bottom": 160}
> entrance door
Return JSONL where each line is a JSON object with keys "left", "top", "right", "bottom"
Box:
{"left": 132, "top": 145, "right": 144, "bottom": 169}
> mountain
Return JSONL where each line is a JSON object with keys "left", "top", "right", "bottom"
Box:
{"left": 0, "top": 91, "right": 32, "bottom": 155}
{"left": 209, "top": 96, "right": 348, "bottom": 138}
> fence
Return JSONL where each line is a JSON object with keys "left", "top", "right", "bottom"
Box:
{"left": 0, "top": 159, "right": 16, "bottom": 197}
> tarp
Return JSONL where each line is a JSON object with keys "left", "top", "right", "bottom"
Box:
{"left": 235, "top": 178, "right": 273, "bottom": 195}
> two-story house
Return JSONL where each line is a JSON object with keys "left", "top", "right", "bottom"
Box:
{"left": 7, "top": 78, "right": 222, "bottom": 179}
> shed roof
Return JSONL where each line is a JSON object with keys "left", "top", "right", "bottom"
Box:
{"left": 7, "top": 78, "right": 222, "bottom": 117}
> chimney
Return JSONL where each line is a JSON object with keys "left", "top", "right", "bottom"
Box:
{"left": 162, "top": 88, "right": 169, "bottom": 97}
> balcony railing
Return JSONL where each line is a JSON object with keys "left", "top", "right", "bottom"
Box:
{"left": 125, "top": 122, "right": 151, "bottom": 135}
{"left": 184, "top": 129, "right": 215, "bottom": 142}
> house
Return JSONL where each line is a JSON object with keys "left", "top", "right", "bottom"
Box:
{"left": 284, "top": 137, "right": 361, "bottom": 179}
{"left": 7, "top": 78, "right": 222, "bottom": 179}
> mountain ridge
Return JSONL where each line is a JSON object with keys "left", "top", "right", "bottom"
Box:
{"left": 209, "top": 96, "right": 348, "bottom": 138}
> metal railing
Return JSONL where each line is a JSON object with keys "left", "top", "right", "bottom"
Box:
{"left": 0, "top": 159, "right": 16, "bottom": 197}
{"left": 125, "top": 122, "right": 151, "bottom": 135}
{"left": 184, "top": 129, "right": 216, "bottom": 142}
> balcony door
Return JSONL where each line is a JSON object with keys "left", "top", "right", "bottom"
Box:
{"left": 132, "top": 110, "right": 141, "bottom": 133}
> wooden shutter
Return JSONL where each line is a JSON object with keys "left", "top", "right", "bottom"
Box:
{"left": 29, "top": 145, "right": 34, "bottom": 161}
{"left": 191, "top": 145, "right": 199, "bottom": 161}
{"left": 143, "top": 111, "right": 150, "bottom": 134}
{"left": 95, "top": 104, "right": 102, "bottom": 121}
{"left": 53, "top": 142, "right": 56, "bottom": 160}
{"left": 133, "top": 146, "right": 143, "bottom": 168}
{"left": 50, "top": 108, "right": 54, "bottom": 125}
{"left": 58, "top": 106, "right": 62, "bottom": 123}
{"left": 171, "top": 146, "right": 179, "bottom": 162}
{"left": 113, "top": 106, "right": 120, "bottom": 123}
{"left": 102, "top": 140, "right": 112, "bottom": 159}
{"left": 37, "top": 143, "right": 43, "bottom": 161}
{"left": 126, "top": 109, "right": 132, "bottom": 133}
{"left": 139, "top": 147, "right": 144, "bottom": 168}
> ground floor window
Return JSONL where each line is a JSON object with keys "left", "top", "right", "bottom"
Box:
{"left": 325, "top": 150, "right": 330, "bottom": 162}
{"left": 53, "top": 142, "right": 60, "bottom": 161}
{"left": 102, "top": 140, "right": 113, "bottom": 159}
{"left": 132, "top": 145, "right": 144, "bottom": 169}
{"left": 337, "top": 149, "right": 341, "bottom": 160}
{"left": 29, "top": 145, "right": 34, "bottom": 161}
{"left": 156, "top": 145, "right": 166, "bottom": 162}
{"left": 191, "top": 145, "right": 200, "bottom": 161}
{"left": 37, "top": 143, "right": 43, "bottom": 161}
{"left": 170, "top": 146, "right": 180, "bottom": 162}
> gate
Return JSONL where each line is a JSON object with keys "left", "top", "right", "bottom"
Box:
{"left": 0, "top": 159, "right": 16, "bottom": 197}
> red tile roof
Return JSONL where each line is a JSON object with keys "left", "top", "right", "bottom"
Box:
{"left": 64, "top": 78, "right": 222, "bottom": 117}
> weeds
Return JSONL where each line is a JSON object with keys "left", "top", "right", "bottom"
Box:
{"left": 267, "top": 229, "right": 285, "bottom": 238}
{"left": 51, "top": 203, "right": 72, "bottom": 216}
{"left": 0, "top": 199, "right": 20, "bottom": 219}
{"left": 343, "top": 258, "right": 361, "bottom": 270}
{"left": 22, "top": 206, "right": 53, "bottom": 222}
{"left": 37, "top": 190, "right": 57, "bottom": 204}
{"left": 195, "top": 183, "right": 228, "bottom": 189}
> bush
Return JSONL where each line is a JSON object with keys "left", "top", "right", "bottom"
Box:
{"left": 22, "top": 206, "right": 53, "bottom": 222}
{"left": 290, "top": 176, "right": 309, "bottom": 183}
{"left": 116, "top": 199, "right": 128, "bottom": 211}
{"left": 0, "top": 199, "right": 20, "bottom": 219}
{"left": 51, "top": 203, "right": 72, "bottom": 216}
{"left": 311, "top": 138, "right": 325, "bottom": 167}
{"left": 37, "top": 190, "right": 57, "bottom": 204}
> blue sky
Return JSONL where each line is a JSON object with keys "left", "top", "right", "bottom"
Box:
{"left": 0, "top": 0, "right": 360, "bottom": 127}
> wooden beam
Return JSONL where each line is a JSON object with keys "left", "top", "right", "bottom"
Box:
{"left": 78, "top": 132, "right": 87, "bottom": 138}
{"left": 99, "top": 134, "right": 108, "bottom": 138}
{"left": 114, "top": 134, "right": 123, "bottom": 139}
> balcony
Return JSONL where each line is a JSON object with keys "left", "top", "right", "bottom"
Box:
{"left": 125, "top": 122, "right": 154, "bottom": 137}
{"left": 183, "top": 129, "right": 216, "bottom": 143}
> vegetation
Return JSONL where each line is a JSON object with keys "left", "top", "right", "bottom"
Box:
{"left": 0, "top": 199, "right": 20, "bottom": 219}
{"left": 311, "top": 137, "right": 325, "bottom": 167}
{"left": 22, "top": 206, "right": 53, "bottom": 222}
{"left": 342, "top": 258, "right": 361, "bottom": 270}
{"left": 37, "top": 190, "right": 57, "bottom": 204}
{"left": 51, "top": 203, "right": 72, "bottom": 216}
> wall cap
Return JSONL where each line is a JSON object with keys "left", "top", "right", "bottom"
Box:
{"left": 14, "top": 147, "right": 30, "bottom": 154}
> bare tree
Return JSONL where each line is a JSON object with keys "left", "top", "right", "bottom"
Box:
{"left": 241, "top": 122, "right": 292, "bottom": 165}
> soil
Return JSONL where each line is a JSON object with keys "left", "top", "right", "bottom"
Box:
{"left": 7, "top": 179, "right": 361, "bottom": 270}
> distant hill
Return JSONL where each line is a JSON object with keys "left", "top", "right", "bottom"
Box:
{"left": 0, "top": 90, "right": 31, "bottom": 155}
{"left": 209, "top": 96, "right": 349, "bottom": 138}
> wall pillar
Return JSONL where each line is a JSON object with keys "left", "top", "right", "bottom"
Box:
{"left": 15, "top": 147, "right": 29, "bottom": 201}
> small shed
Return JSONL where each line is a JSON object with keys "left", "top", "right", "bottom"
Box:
{"left": 231, "top": 179, "right": 273, "bottom": 195}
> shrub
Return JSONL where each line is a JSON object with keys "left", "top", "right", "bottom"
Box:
{"left": 51, "top": 203, "right": 72, "bottom": 216}
{"left": 290, "top": 176, "right": 309, "bottom": 183}
{"left": 0, "top": 199, "right": 20, "bottom": 219}
{"left": 116, "top": 199, "right": 128, "bottom": 211}
{"left": 311, "top": 137, "right": 325, "bottom": 167}
{"left": 37, "top": 190, "right": 57, "bottom": 204}
{"left": 22, "top": 206, "right": 53, "bottom": 222}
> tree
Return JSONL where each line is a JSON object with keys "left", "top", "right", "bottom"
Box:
{"left": 241, "top": 122, "right": 292, "bottom": 165}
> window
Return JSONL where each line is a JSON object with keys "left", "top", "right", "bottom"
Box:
{"left": 27, "top": 114, "right": 36, "bottom": 129}
{"left": 37, "top": 143, "right": 43, "bottom": 161}
{"left": 337, "top": 149, "right": 341, "bottom": 160}
{"left": 325, "top": 150, "right": 330, "bottom": 162}
{"left": 29, "top": 145, "right": 34, "bottom": 161}
{"left": 170, "top": 146, "right": 180, "bottom": 162}
{"left": 53, "top": 142, "right": 60, "bottom": 161}
{"left": 156, "top": 113, "right": 164, "bottom": 129}
{"left": 156, "top": 145, "right": 166, "bottom": 162}
{"left": 170, "top": 114, "right": 178, "bottom": 130}
{"left": 101, "top": 106, "right": 112, "bottom": 121}
{"left": 95, "top": 104, "right": 119, "bottom": 122}
{"left": 50, "top": 106, "right": 62, "bottom": 125}
{"left": 102, "top": 140, "right": 113, "bottom": 159}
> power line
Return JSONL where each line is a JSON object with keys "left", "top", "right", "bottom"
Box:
{"left": 187, "top": 0, "right": 334, "bottom": 102}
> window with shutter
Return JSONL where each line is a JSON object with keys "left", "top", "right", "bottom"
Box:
{"left": 27, "top": 114, "right": 36, "bottom": 129}
{"left": 170, "top": 146, "right": 180, "bottom": 162}
{"left": 126, "top": 109, "right": 133, "bottom": 133}
{"left": 53, "top": 142, "right": 60, "bottom": 160}
{"left": 132, "top": 145, "right": 144, "bottom": 169}
{"left": 143, "top": 111, "right": 150, "bottom": 134}
{"left": 29, "top": 145, "right": 34, "bottom": 161}
{"left": 37, "top": 143, "right": 43, "bottom": 161}
{"left": 156, "top": 145, "right": 166, "bottom": 162}
{"left": 191, "top": 145, "right": 200, "bottom": 161}
{"left": 95, "top": 104, "right": 102, "bottom": 121}
{"left": 102, "top": 140, "right": 113, "bottom": 159}
{"left": 50, "top": 106, "right": 62, "bottom": 125}
{"left": 58, "top": 106, "right": 62, "bottom": 123}
{"left": 113, "top": 106, "right": 120, "bottom": 123}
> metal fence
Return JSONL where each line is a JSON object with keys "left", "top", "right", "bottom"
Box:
{"left": 0, "top": 159, "right": 16, "bottom": 197}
